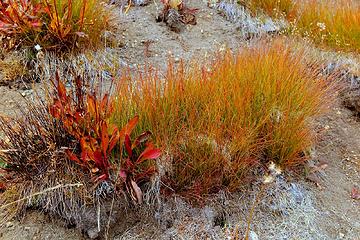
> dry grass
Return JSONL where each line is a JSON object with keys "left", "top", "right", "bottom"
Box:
{"left": 238, "top": 0, "right": 360, "bottom": 53}
{"left": 112, "top": 39, "right": 335, "bottom": 197}
{"left": 293, "top": 0, "right": 360, "bottom": 53}
{"left": 238, "top": 0, "right": 297, "bottom": 19}
{"left": 0, "top": 102, "right": 93, "bottom": 225}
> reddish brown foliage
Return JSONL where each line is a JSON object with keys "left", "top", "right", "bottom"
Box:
{"left": 49, "top": 74, "right": 161, "bottom": 202}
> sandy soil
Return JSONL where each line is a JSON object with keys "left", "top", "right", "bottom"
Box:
{"left": 0, "top": 1, "right": 359, "bottom": 239}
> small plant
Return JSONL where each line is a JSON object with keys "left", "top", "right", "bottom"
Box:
{"left": 113, "top": 39, "right": 335, "bottom": 197}
{"left": 0, "top": 0, "right": 113, "bottom": 50}
{"left": 0, "top": 73, "right": 161, "bottom": 228}
{"left": 49, "top": 74, "right": 119, "bottom": 181}
{"left": 0, "top": 0, "right": 44, "bottom": 35}
{"left": 49, "top": 74, "right": 161, "bottom": 203}
{"left": 43, "top": 0, "right": 111, "bottom": 49}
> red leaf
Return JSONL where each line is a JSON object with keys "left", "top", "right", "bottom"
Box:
{"left": 101, "top": 121, "right": 109, "bottom": 156}
{"left": 95, "top": 173, "right": 108, "bottom": 182}
{"left": 74, "top": 110, "right": 83, "bottom": 123}
{"left": 108, "top": 126, "right": 119, "bottom": 152}
{"left": 136, "top": 143, "right": 161, "bottom": 164}
{"left": 93, "top": 150, "right": 107, "bottom": 169}
{"left": 87, "top": 95, "right": 97, "bottom": 119}
{"left": 65, "top": 149, "right": 83, "bottom": 165}
{"left": 125, "top": 158, "right": 134, "bottom": 169}
{"left": 125, "top": 134, "right": 132, "bottom": 158}
{"left": 119, "top": 116, "right": 139, "bottom": 141}
{"left": 74, "top": 75, "right": 84, "bottom": 108}
{"left": 80, "top": 150, "right": 87, "bottom": 161}
{"left": 49, "top": 100, "right": 62, "bottom": 119}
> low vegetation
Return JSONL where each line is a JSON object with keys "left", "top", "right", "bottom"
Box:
{"left": 0, "top": 0, "right": 113, "bottom": 50}
{"left": 293, "top": 0, "right": 360, "bottom": 53}
{"left": 0, "top": 74, "right": 161, "bottom": 224}
{"left": 238, "top": 0, "right": 297, "bottom": 19}
{"left": 239, "top": 0, "right": 360, "bottom": 53}
{"left": 113, "top": 39, "right": 335, "bottom": 197}
{"left": 0, "top": 0, "right": 348, "bottom": 237}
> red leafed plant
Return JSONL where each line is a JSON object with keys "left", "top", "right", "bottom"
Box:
{"left": 49, "top": 74, "right": 161, "bottom": 203}
{"left": 0, "top": 0, "right": 111, "bottom": 50}
{"left": 120, "top": 132, "right": 161, "bottom": 203}
{"left": 0, "top": 0, "right": 44, "bottom": 35}
{"left": 49, "top": 74, "right": 119, "bottom": 181}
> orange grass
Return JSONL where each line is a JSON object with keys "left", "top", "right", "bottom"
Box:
{"left": 112, "top": 40, "right": 335, "bottom": 196}
{"left": 239, "top": 0, "right": 297, "bottom": 19}
{"left": 293, "top": 0, "right": 360, "bottom": 53}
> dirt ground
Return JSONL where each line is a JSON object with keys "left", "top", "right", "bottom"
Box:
{"left": 0, "top": 1, "right": 359, "bottom": 239}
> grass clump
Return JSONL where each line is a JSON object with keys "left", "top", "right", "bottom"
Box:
{"left": 113, "top": 39, "right": 335, "bottom": 197}
{"left": 293, "top": 0, "right": 360, "bottom": 53}
{"left": 238, "top": 0, "right": 297, "bottom": 19}
{"left": 0, "top": 0, "right": 113, "bottom": 51}
{"left": 237, "top": 0, "right": 360, "bottom": 53}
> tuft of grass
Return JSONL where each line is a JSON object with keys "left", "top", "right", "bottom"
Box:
{"left": 42, "top": 0, "right": 112, "bottom": 50}
{"left": 238, "top": 0, "right": 297, "bottom": 19}
{"left": 112, "top": 39, "right": 335, "bottom": 197}
{"left": 238, "top": 0, "right": 360, "bottom": 53}
{"left": 0, "top": 0, "right": 113, "bottom": 51}
{"left": 293, "top": 0, "right": 360, "bottom": 53}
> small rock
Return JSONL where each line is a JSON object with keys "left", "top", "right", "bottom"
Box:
{"left": 21, "top": 89, "right": 33, "bottom": 97}
{"left": 24, "top": 226, "right": 31, "bottom": 231}
{"left": 174, "top": 57, "right": 180, "bottom": 63}
{"left": 339, "top": 232, "right": 345, "bottom": 239}
{"left": 5, "top": 221, "right": 13, "bottom": 228}
{"left": 87, "top": 228, "right": 100, "bottom": 239}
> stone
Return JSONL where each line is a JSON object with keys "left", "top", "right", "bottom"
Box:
{"left": 87, "top": 228, "right": 100, "bottom": 239}
{"left": 5, "top": 222, "right": 13, "bottom": 228}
